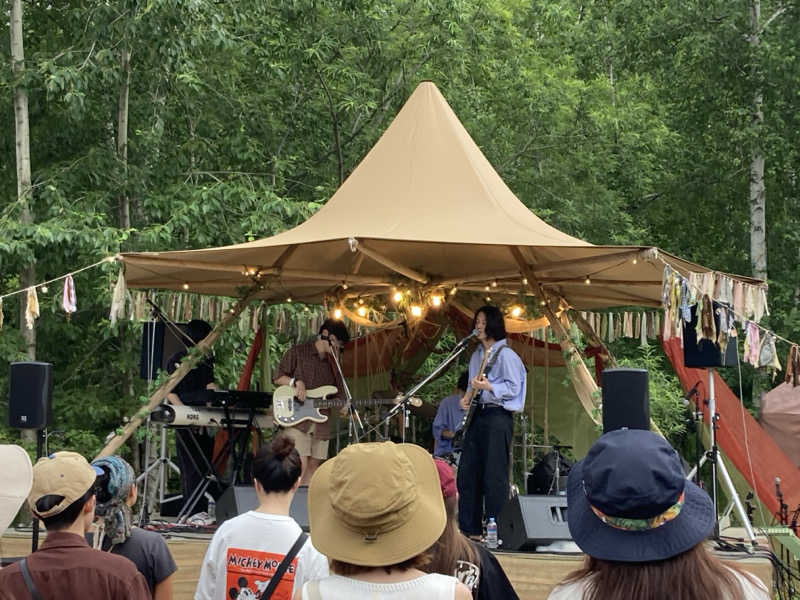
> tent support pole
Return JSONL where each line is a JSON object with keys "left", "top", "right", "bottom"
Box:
{"left": 510, "top": 246, "right": 600, "bottom": 425}
{"left": 94, "top": 284, "right": 262, "bottom": 459}
{"left": 355, "top": 240, "right": 429, "bottom": 283}
{"left": 570, "top": 309, "right": 617, "bottom": 370}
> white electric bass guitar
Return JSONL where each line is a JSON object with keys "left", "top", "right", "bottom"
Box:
{"left": 272, "top": 385, "right": 422, "bottom": 427}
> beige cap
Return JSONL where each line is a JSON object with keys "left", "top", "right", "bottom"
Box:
{"left": 308, "top": 442, "right": 445, "bottom": 567}
{"left": 28, "top": 451, "right": 102, "bottom": 518}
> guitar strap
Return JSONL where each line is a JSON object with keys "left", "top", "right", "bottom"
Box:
{"left": 476, "top": 345, "right": 507, "bottom": 405}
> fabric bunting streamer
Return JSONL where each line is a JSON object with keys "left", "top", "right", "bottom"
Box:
{"left": 0, "top": 297, "right": 3, "bottom": 330}
{"left": 25, "top": 287, "right": 39, "bottom": 330}
{"left": 62, "top": 274, "right": 77, "bottom": 318}
{"left": 109, "top": 270, "right": 129, "bottom": 326}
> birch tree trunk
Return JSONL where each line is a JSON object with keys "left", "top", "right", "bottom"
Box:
{"left": 118, "top": 48, "right": 131, "bottom": 229}
{"left": 749, "top": 0, "right": 767, "bottom": 281}
{"left": 11, "top": 0, "right": 36, "bottom": 445}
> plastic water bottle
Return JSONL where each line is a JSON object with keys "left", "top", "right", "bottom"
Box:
{"left": 486, "top": 517, "right": 498, "bottom": 549}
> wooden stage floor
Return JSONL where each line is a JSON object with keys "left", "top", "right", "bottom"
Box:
{"left": 1, "top": 532, "right": 772, "bottom": 599}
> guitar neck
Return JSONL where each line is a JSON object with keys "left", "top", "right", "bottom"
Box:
{"left": 312, "top": 397, "right": 389, "bottom": 409}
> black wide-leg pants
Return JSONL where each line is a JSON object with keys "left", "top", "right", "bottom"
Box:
{"left": 457, "top": 406, "right": 513, "bottom": 535}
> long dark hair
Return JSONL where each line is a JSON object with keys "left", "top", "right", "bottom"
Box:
{"left": 424, "top": 496, "right": 478, "bottom": 578}
{"left": 252, "top": 435, "right": 301, "bottom": 493}
{"left": 561, "top": 542, "right": 760, "bottom": 600}
{"left": 473, "top": 305, "right": 506, "bottom": 341}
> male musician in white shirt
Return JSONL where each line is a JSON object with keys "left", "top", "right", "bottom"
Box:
{"left": 458, "top": 306, "right": 527, "bottom": 539}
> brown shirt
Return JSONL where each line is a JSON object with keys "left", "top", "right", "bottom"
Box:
{"left": 0, "top": 531, "right": 151, "bottom": 600}
{"left": 275, "top": 340, "right": 341, "bottom": 439}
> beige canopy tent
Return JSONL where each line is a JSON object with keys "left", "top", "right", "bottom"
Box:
{"left": 99, "top": 81, "right": 764, "bottom": 458}
{"left": 120, "top": 82, "right": 762, "bottom": 310}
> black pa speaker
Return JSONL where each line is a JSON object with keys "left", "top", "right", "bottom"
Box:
{"left": 139, "top": 322, "right": 190, "bottom": 380}
{"left": 682, "top": 303, "right": 737, "bottom": 368}
{"left": 498, "top": 495, "right": 570, "bottom": 551}
{"left": 216, "top": 485, "right": 309, "bottom": 531}
{"left": 8, "top": 362, "right": 53, "bottom": 429}
{"left": 602, "top": 368, "right": 649, "bottom": 434}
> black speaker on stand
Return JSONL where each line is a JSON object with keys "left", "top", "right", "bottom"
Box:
{"left": 8, "top": 361, "right": 53, "bottom": 553}
{"left": 601, "top": 368, "right": 650, "bottom": 434}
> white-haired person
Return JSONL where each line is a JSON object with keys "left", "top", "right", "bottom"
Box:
{"left": 196, "top": 435, "right": 328, "bottom": 600}
{"left": 547, "top": 429, "right": 769, "bottom": 600}
{"left": 91, "top": 456, "right": 177, "bottom": 599}
{"left": 294, "top": 441, "right": 471, "bottom": 600}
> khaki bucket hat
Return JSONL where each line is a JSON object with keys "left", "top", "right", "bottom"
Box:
{"left": 28, "top": 451, "right": 102, "bottom": 518}
{"left": 308, "top": 442, "right": 445, "bottom": 567}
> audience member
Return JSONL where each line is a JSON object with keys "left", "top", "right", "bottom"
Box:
{"left": 547, "top": 429, "right": 769, "bottom": 600}
{"left": 90, "top": 455, "right": 177, "bottom": 599}
{"left": 426, "top": 459, "right": 518, "bottom": 599}
{"left": 0, "top": 444, "right": 32, "bottom": 535}
{"left": 0, "top": 451, "right": 150, "bottom": 600}
{"left": 432, "top": 372, "right": 468, "bottom": 458}
{"left": 295, "top": 441, "right": 471, "bottom": 600}
{"left": 196, "top": 435, "right": 328, "bottom": 600}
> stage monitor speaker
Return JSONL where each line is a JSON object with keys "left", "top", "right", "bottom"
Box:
{"left": 498, "top": 494, "right": 570, "bottom": 551}
{"left": 682, "top": 303, "right": 738, "bottom": 368}
{"left": 216, "top": 485, "right": 309, "bottom": 531}
{"left": 8, "top": 362, "right": 52, "bottom": 430}
{"left": 601, "top": 368, "right": 650, "bottom": 434}
{"left": 139, "top": 321, "right": 190, "bottom": 380}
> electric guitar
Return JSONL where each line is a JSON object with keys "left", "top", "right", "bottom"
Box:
{"left": 453, "top": 347, "right": 493, "bottom": 446}
{"left": 272, "top": 385, "right": 422, "bottom": 427}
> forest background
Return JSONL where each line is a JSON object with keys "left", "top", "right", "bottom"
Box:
{"left": 1, "top": 0, "right": 799, "bottom": 474}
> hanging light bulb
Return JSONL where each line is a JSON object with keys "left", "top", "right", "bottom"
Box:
{"left": 491, "top": 280, "right": 498, "bottom": 288}
{"left": 393, "top": 291, "right": 403, "bottom": 303}
{"left": 342, "top": 283, "right": 349, "bottom": 290}
{"left": 182, "top": 283, "right": 190, "bottom": 290}
{"left": 484, "top": 285, "right": 491, "bottom": 292}
{"left": 358, "top": 298, "right": 365, "bottom": 305}
{"left": 511, "top": 306, "right": 522, "bottom": 318}
{"left": 449, "top": 286, "right": 458, "bottom": 295}
{"left": 485, "top": 296, "right": 492, "bottom": 302}
{"left": 632, "top": 258, "right": 638, "bottom": 265}
{"left": 410, "top": 305, "right": 422, "bottom": 317}
{"left": 333, "top": 308, "right": 343, "bottom": 319}
{"left": 431, "top": 294, "right": 443, "bottom": 307}
{"left": 40, "top": 285, "right": 48, "bottom": 294}
{"left": 522, "top": 277, "right": 528, "bottom": 285}
{"left": 286, "top": 297, "right": 292, "bottom": 303}
{"left": 357, "top": 306, "right": 367, "bottom": 317}
{"left": 584, "top": 276, "right": 591, "bottom": 285}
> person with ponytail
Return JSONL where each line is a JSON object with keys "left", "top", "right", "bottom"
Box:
{"left": 196, "top": 435, "right": 328, "bottom": 600}
{"left": 91, "top": 456, "right": 177, "bottom": 599}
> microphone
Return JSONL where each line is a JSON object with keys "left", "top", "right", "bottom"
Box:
{"left": 455, "top": 329, "right": 479, "bottom": 349}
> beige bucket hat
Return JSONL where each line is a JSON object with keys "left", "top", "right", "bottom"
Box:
{"left": 308, "top": 442, "right": 445, "bottom": 567}
{"left": 0, "top": 445, "right": 33, "bottom": 534}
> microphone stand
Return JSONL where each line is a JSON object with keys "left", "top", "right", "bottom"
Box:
{"left": 326, "top": 342, "right": 366, "bottom": 444}
{"left": 364, "top": 338, "right": 471, "bottom": 442}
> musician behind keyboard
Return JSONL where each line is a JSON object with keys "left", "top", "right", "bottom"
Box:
{"left": 165, "top": 319, "right": 220, "bottom": 514}
{"left": 272, "top": 318, "right": 350, "bottom": 485}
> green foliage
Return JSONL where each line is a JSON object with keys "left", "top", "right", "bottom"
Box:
{"left": 1, "top": 0, "right": 799, "bottom": 467}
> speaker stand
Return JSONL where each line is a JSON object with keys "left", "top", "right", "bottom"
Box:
{"left": 137, "top": 421, "right": 182, "bottom": 524}
{"left": 686, "top": 368, "right": 756, "bottom": 547}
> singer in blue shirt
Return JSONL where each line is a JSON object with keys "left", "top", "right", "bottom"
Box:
{"left": 457, "top": 305, "right": 527, "bottom": 539}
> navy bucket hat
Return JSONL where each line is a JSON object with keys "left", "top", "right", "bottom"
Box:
{"left": 567, "top": 429, "right": 715, "bottom": 562}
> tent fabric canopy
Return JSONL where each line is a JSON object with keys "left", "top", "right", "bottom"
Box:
{"left": 120, "top": 82, "right": 763, "bottom": 309}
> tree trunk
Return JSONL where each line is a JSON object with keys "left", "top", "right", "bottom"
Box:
{"left": 749, "top": 0, "right": 767, "bottom": 281}
{"left": 118, "top": 48, "right": 131, "bottom": 229}
{"left": 11, "top": 0, "right": 36, "bottom": 445}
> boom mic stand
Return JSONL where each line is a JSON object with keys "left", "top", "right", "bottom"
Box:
{"left": 687, "top": 368, "right": 757, "bottom": 547}
{"left": 364, "top": 332, "right": 475, "bottom": 442}
{"left": 326, "top": 341, "right": 367, "bottom": 444}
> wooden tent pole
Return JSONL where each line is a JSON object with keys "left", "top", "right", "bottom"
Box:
{"left": 510, "top": 246, "right": 600, "bottom": 425}
{"left": 94, "top": 284, "right": 262, "bottom": 459}
{"left": 544, "top": 326, "right": 550, "bottom": 444}
{"left": 570, "top": 309, "right": 617, "bottom": 370}
{"left": 355, "top": 240, "right": 429, "bottom": 284}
